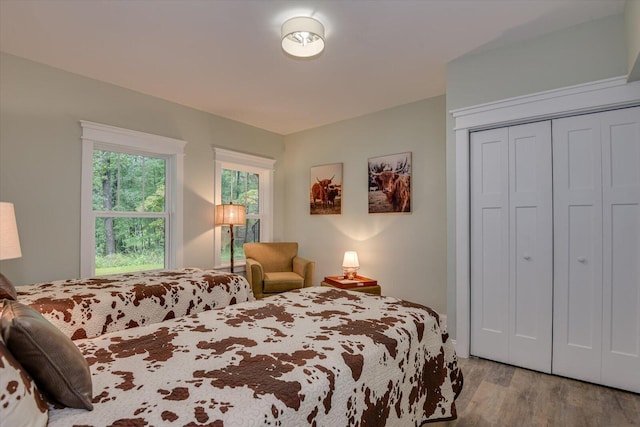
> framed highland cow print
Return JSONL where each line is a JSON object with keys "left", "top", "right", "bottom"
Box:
{"left": 368, "top": 152, "right": 412, "bottom": 213}
{"left": 310, "top": 163, "right": 342, "bottom": 215}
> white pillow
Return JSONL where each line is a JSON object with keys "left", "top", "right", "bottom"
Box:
{"left": 0, "top": 335, "right": 48, "bottom": 427}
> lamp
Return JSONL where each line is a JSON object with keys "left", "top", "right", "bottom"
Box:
{"left": 342, "top": 251, "right": 359, "bottom": 280}
{"left": 281, "top": 16, "right": 325, "bottom": 58}
{"left": 215, "top": 202, "right": 246, "bottom": 273}
{"left": 0, "top": 202, "right": 22, "bottom": 292}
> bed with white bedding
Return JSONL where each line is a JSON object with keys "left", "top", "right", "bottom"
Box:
{"left": 47, "top": 286, "right": 463, "bottom": 426}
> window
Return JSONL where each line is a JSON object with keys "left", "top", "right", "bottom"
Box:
{"left": 214, "top": 148, "right": 275, "bottom": 270}
{"left": 81, "top": 121, "right": 186, "bottom": 277}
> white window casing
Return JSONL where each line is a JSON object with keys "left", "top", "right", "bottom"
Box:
{"left": 80, "top": 121, "right": 186, "bottom": 278}
{"left": 213, "top": 147, "right": 275, "bottom": 270}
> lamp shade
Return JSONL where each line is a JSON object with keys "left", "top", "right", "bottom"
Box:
{"left": 281, "top": 16, "right": 325, "bottom": 58}
{"left": 342, "top": 251, "right": 359, "bottom": 268}
{"left": 0, "top": 202, "right": 22, "bottom": 260}
{"left": 215, "top": 203, "right": 246, "bottom": 227}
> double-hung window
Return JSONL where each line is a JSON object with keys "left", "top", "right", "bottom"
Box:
{"left": 80, "top": 121, "right": 185, "bottom": 277}
{"left": 214, "top": 148, "right": 275, "bottom": 270}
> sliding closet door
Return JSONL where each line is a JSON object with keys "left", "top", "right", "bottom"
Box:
{"left": 600, "top": 106, "right": 640, "bottom": 393}
{"left": 552, "top": 113, "right": 604, "bottom": 383}
{"left": 471, "top": 128, "right": 510, "bottom": 364}
{"left": 471, "top": 122, "right": 552, "bottom": 372}
{"left": 508, "top": 122, "right": 553, "bottom": 373}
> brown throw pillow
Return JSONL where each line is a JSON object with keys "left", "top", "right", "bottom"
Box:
{"left": 0, "top": 299, "right": 93, "bottom": 410}
{"left": 0, "top": 273, "right": 18, "bottom": 300}
{"left": 0, "top": 335, "right": 49, "bottom": 426}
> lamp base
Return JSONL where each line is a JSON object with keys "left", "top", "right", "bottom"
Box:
{"left": 343, "top": 268, "right": 359, "bottom": 280}
{"left": 229, "top": 224, "right": 235, "bottom": 274}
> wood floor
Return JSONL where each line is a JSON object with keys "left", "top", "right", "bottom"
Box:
{"left": 433, "top": 356, "right": 640, "bottom": 427}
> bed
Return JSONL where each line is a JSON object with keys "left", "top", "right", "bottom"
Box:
{"left": 16, "top": 268, "right": 254, "bottom": 340}
{"left": 46, "top": 286, "right": 463, "bottom": 426}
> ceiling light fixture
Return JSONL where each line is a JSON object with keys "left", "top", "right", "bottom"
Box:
{"left": 281, "top": 17, "right": 325, "bottom": 58}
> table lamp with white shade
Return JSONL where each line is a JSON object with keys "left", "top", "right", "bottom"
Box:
{"left": 342, "top": 251, "right": 359, "bottom": 280}
{"left": 0, "top": 202, "right": 22, "bottom": 298}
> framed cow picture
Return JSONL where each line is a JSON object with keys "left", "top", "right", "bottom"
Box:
{"left": 368, "top": 152, "right": 412, "bottom": 213}
{"left": 310, "top": 163, "right": 342, "bottom": 215}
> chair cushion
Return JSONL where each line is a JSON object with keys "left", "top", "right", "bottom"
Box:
{"left": 263, "top": 272, "right": 304, "bottom": 293}
{"left": 244, "top": 242, "right": 298, "bottom": 273}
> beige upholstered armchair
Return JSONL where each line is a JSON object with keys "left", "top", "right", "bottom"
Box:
{"left": 243, "top": 242, "right": 315, "bottom": 299}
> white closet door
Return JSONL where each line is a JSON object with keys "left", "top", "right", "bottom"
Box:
{"left": 471, "top": 128, "right": 510, "bottom": 363}
{"left": 508, "top": 122, "right": 553, "bottom": 373}
{"left": 471, "top": 123, "right": 552, "bottom": 370}
{"left": 552, "top": 113, "right": 604, "bottom": 383}
{"left": 600, "top": 106, "right": 640, "bottom": 393}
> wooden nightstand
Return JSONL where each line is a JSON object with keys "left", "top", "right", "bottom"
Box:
{"left": 321, "top": 276, "right": 381, "bottom": 296}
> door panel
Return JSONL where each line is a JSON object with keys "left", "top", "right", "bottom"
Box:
{"left": 553, "top": 113, "right": 603, "bottom": 383}
{"left": 566, "top": 205, "right": 597, "bottom": 348}
{"left": 514, "top": 206, "right": 541, "bottom": 340}
{"left": 471, "top": 128, "right": 509, "bottom": 363}
{"left": 480, "top": 207, "right": 506, "bottom": 333}
{"left": 508, "top": 121, "right": 552, "bottom": 373}
{"left": 601, "top": 106, "right": 640, "bottom": 393}
{"left": 471, "top": 122, "right": 552, "bottom": 372}
{"left": 608, "top": 205, "right": 638, "bottom": 356}
{"left": 568, "top": 128, "right": 596, "bottom": 190}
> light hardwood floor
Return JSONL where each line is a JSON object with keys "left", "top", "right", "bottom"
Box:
{"left": 434, "top": 357, "right": 640, "bottom": 427}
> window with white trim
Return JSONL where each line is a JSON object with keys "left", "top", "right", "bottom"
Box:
{"left": 214, "top": 148, "right": 275, "bottom": 271}
{"left": 80, "top": 121, "right": 185, "bottom": 277}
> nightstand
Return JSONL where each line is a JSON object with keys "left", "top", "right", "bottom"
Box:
{"left": 321, "top": 276, "right": 381, "bottom": 296}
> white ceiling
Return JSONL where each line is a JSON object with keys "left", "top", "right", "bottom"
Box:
{"left": 0, "top": 0, "right": 626, "bottom": 135}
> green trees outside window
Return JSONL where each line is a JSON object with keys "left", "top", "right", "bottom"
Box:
{"left": 92, "top": 150, "right": 167, "bottom": 275}
{"left": 220, "top": 169, "right": 260, "bottom": 263}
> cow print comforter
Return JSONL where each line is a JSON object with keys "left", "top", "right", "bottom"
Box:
{"left": 17, "top": 268, "right": 254, "bottom": 340}
{"left": 48, "top": 287, "right": 463, "bottom": 426}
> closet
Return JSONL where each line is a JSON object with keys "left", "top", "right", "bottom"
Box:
{"left": 470, "top": 106, "right": 640, "bottom": 393}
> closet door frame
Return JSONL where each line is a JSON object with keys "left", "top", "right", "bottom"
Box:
{"left": 452, "top": 76, "right": 640, "bottom": 359}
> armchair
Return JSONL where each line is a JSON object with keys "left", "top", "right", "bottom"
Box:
{"left": 243, "top": 242, "right": 315, "bottom": 299}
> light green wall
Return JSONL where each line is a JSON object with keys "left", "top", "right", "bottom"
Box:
{"left": 0, "top": 53, "right": 285, "bottom": 285}
{"left": 446, "top": 14, "right": 626, "bottom": 111}
{"left": 445, "top": 14, "right": 628, "bottom": 338}
{"left": 626, "top": 0, "right": 640, "bottom": 81}
{"left": 0, "top": 12, "right": 631, "bottom": 325}
{"left": 283, "top": 96, "right": 448, "bottom": 313}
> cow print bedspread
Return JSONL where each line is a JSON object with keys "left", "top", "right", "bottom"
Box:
{"left": 17, "top": 268, "right": 254, "bottom": 340}
{"left": 48, "top": 287, "right": 463, "bottom": 426}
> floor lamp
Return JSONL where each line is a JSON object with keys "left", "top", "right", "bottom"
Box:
{"left": 215, "top": 202, "right": 246, "bottom": 273}
{"left": 0, "top": 202, "right": 22, "bottom": 300}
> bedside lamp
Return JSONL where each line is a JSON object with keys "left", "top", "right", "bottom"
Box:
{"left": 342, "top": 251, "right": 359, "bottom": 280}
{"left": 0, "top": 202, "right": 22, "bottom": 297}
{"left": 215, "top": 202, "right": 246, "bottom": 273}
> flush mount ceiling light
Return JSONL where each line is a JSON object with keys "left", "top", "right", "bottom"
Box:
{"left": 281, "top": 16, "right": 325, "bottom": 58}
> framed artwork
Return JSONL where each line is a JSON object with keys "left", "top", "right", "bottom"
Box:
{"left": 310, "top": 163, "right": 342, "bottom": 215}
{"left": 368, "top": 152, "right": 412, "bottom": 213}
